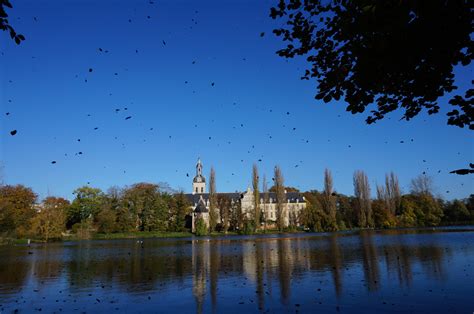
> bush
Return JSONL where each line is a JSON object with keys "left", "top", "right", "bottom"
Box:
{"left": 195, "top": 218, "right": 207, "bottom": 236}
{"left": 72, "top": 219, "right": 93, "bottom": 239}
{"left": 240, "top": 220, "right": 255, "bottom": 235}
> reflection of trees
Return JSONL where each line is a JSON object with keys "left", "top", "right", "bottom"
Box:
{"left": 360, "top": 231, "right": 380, "bottom": 291}
{"left": 254, "top": 241, "right": 265, "bottom": 311}
{"left": 0, "top": 247, "right": 30, "bottom": 296}
{"left": 209, "top": 240, "right": 219, "bottom": 312}
{"left": 277, "top": 238, "right": 291, "bottom": 305}
{"left": 383, "top": 238, "right": 447, "bottom": 286}
{"left": 328, "top": 234, "right": 343, "bottom": 296}
{"left": 192, "top": 240, "right": 208, "bottom": 314}
{"left": 0, "top": 231, "right": 460, "bottom": 312}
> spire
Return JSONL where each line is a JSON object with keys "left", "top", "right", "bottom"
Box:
{"left": 196, "top": 158, "right": 202, "bottom": 177}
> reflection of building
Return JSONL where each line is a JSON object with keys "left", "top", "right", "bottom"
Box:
{"left": 186, "top": 158, "right": 307, "bottom": 232}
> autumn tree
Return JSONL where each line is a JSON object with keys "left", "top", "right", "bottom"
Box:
{"left": 31, "top": 197, "right": 69, "bottom": 241}
{"left": 0, "top": 184, "right": 37, "bottom": 237}
{"left": 353, "top": 170, "right": 373, "bottom": 228}
{"left": 301, "top": 191, "right": 326, "bottom": 232}
{"left": 273, "top": 165, "right": 286, "bottom": 231}
{"left": 336, "top": 194, "right": 357, "bottom": 229}
{"left": 322, "top": 168, "right": 337, "bottom": 230}
{"left": 400, "top": 194, "right": 443, "bottom": 226}
{"left": 252, "top": 163, "right": 260, "bottom": 231}
{"left": 380, "top": 172, "right": 402, "bottom": 215}
{"left": 208, "top": 167, "right": 218, "bottom": 232}
{"left": 269, "top": 186, "right": 299, "bottom": 193}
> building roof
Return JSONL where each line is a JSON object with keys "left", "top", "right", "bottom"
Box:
{"left": 185, "top": 192, "right": 242, "bottom": 205}
{"left": 184, "top": 191, "right": 305, "bottom": 205}
{"left": 194, "top": 199, "right": 208, "bottom": 213}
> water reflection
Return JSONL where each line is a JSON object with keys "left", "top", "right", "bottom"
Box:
{"left": 0, "top": 227, "right": 473, "bottom": 313}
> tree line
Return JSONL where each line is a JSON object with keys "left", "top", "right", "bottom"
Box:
{"left": 0, "top": 167, "right": 473, "bottom": 241}
{"left": 0, "top": 183, "right": 191, "bottom": 241}
{"left": 301, "top": 170, "right": 474, "bottom": 232}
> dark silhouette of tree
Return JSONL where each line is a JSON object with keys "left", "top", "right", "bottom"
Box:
{"left": 1, "top": 0, "right": 24, "bottom": 44}
{"left": 322, "top": 168, "right": 338, "bottom": 230}
{"left": 208, "top": 166, "right": 218, "bottom": 232}
{"left": 270, "top": 0, "right": 473, "bottom": 129}
{"left": 217, "top": 194, "right": 231, "bottom": 232}
{"left": 273, "top": 165, "right": 286, "bottom": 231}
{"left": 252, "top": 163, "right": 261, "bottom": 231}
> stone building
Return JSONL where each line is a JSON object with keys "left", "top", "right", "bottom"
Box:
{"left": 185, "top": 159, "right": 307, "bottom": 233}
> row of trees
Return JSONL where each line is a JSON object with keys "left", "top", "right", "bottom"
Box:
{"left": 301, "top": 171, "right": 474, "bottom": 232}
{"left": 0, "top": 183, "right": 191, "bottom": 240}
{"left": 0, "top": 168, "right": 473, "bottom": 240}
{"left": 201, "top": 164, "right": 474, "bottom": 235}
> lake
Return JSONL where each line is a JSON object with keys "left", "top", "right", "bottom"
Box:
{"left": 1, "top": 227, "right": 473, "bottom": 313}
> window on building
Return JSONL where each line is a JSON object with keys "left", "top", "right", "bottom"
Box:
{"left": 201, "top": 187, "right": 203, "bottom": 193}
{"left": 195, "top": 187, "right": 198, "bottom": 193}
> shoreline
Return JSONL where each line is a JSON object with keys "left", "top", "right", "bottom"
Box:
{"left": 2, "top": 224, "right": 474, "bottom": 246}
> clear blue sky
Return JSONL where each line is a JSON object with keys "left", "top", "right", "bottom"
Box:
{"left": 1, "top": 0, "right": 473, "bottom": 201}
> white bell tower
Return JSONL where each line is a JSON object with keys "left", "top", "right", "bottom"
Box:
{"left": 192, "top": 158, "right": 206, "bottom": 194}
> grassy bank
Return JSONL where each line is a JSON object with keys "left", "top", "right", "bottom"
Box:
{"left": 90, "top": 231, "right": 193, "bottom": 240}
{"left": 1, "top": 229, "right": 297, "bottom": 245}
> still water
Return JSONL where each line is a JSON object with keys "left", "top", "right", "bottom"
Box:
{"left": 1, "top": 227, "right": 473, "bottom": 313}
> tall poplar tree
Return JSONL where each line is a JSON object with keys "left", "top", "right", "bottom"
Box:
{"left": 252, "top": 163, "right": 260, "bottom": 231}
{"left": 209, "top": 167, "right": 217, "bottom": 232}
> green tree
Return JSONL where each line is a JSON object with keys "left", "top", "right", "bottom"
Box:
{"left": 169, "top": 192, "right": 191, "bottom": 232}
{"left": 95, "top": 208, "right": 116, "bottom": 233}
{"left": 104, "top": 186, "right": 134, "bottom": 232}
{"left": 122, "top": 183, "right": 168, "bottom": 231}
{"left": 68, "top": 186, "right": 104, "bottom": 228}
{"left": 399, "top": 196, "right": 418, "bottom": 227}
{"left": 195, "top": 217, "right": 207, "bottom": 236}
{"left": 443, "top": 199, "right": 470, "bottom": 223}
{"left": 31, "top": 197, "right": 69, "bottom": 240}
{"left": 0, "top": 184, "right": 37, "bottom": 237}
{"left": 400, "top": 194, "right": 443, "bottom": 226}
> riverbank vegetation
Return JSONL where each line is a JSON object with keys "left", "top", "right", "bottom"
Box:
{"left": 0, "top": 171, "right": 473, "bottom": 243}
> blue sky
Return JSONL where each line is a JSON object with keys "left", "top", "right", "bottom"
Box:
{"left": 1, "top": 0, "right": 473, "bottom": 201}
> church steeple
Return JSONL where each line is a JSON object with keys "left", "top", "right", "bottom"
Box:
{"left": 192, "top": 158, "right": 206, "bottom": 194}
{"left": 196, "top": 158, "right": 203, "bottom": 177}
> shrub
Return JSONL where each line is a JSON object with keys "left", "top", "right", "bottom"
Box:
{"left": 195, "top": 217, "right": 207, "bottom": 236}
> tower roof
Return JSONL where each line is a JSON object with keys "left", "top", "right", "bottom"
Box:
{"left": 193, "top": 175, "right": 206, "bottom": 183}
